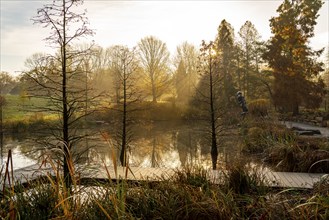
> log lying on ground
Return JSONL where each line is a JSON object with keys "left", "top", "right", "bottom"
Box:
{"left": 291, "top": 126, "right": 321, "bottom": 136}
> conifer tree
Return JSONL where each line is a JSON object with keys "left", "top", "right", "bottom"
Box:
{"left": 214, "top": 20, "right": 237, "bottom": 107}
{"left": 238, "top": 21, "right": 262, "bottom": 99}
{"left": 263, "top": 0, "right": 325, "bottom": 115}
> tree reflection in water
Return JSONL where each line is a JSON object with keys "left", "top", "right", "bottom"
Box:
{"left": 2, "top": 123, "right": 241, "bottom": 169}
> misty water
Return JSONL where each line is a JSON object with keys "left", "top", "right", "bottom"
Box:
{"left": 0, "top": 122, "right": 242, "bottom": 170}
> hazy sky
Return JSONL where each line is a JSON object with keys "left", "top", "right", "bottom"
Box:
{"left": 1, "top": 0, "right": 328, "bottom": 76}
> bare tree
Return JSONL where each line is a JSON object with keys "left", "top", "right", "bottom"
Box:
{"left": 108, "top": 45, "right": 126, "bottom": 104}
{"left": 86, "top": 46, "right": 112, "bottom": 99}
{"left": 109, "top": 46, "right": 142, "bottom": 166}
{"left": 174, "top": 42, "right": 199, "bottom": 105}
{"left": 28, "top": 0, "right": 95, "bottom": 188}
{"left": 193, "top": 41, "right": 223, "bottom": 170}
{"left": 138, "top": 36, "right": 170, "bottom": 103}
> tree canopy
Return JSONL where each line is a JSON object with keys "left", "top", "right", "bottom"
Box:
{"left": 138, "top": 36, "right": 170, "bottom": 103}
{"left": 214, "top": 19, "right": 237, "bottom": 108}
{"left": 263, "top": 0, "right": 325, "bottom": 115}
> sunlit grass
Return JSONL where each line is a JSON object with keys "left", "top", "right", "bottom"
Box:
{"left": 2, "top": 95, "right": 54, "bottom": 123}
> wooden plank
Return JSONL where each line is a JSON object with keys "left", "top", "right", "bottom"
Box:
{"left": 263, "top": 171, "right": 281, "bottom": 187}
{"left": 280, "top": 172, "right": 299, "bottom": 187}
{"left": 1, "top": 164, "right": 326, "bottom": 190}
{"left": 269, "top": 172, "right": 324, "bottom": 189}
{"left": 294, "top": 173, "right": 313, "bottom": 188}
{"left": 276, "top": 172, "right": 293, "bottom": 187}
{"left": 79, "top": 165, "right": 175, "bottom": 182}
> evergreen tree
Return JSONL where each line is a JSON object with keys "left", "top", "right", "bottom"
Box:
{"left": 214, "top": 20, "right": 237, "bottom": 107}
{"left": 263, "top": 0, "right": 325, "bottom": 115}
{"left": 175, "top": 60, "right": 188, "bottom": 102}
{"left": 238, "top": 21, "right": 262, "bottom": 99}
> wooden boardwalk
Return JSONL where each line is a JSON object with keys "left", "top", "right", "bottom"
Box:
{"left": 207, "top": 169, "right": 325, "bottom": 189}
{"left": 261, "top": 171, "right": 324, "bottom": 188}
{"left": 78, "top": 164, "right": 176, "bottom": 182}
{"left": 1, "top": 163, "right": 327, "bottom": 190}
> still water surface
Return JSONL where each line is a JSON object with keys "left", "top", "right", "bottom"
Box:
{"left": 1, "top": 122, "right": 241, "bottom": 170}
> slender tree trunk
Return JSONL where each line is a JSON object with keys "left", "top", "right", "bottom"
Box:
{"left": 237, "top": 56, "right": 241, "bottom": 91}
{"left": 150, "top": 70, "right": 157, "bottom": 103}
{"left": 62, "top": 0, "right": 71, "bottom": 189}
{"left": 151, "top": 134, "right": 156, "bottom": 168}
{"left": 209, "top": 56, "right": 218, "bottom": 170}
{"left": 151, "top": 80, "right": 157, "bottom": 103}
{"left": 120, "top": 68, "right": 127, "bottom": 166}
{"left": 116, "top": 84, "right": 120, "bottom": 104}
{"left": 85, "top": 63, "right": 89, "bottom": 164}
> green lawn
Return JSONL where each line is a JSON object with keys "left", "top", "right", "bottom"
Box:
{"left": 2, "top": 95, "right": 53, "bottom": 123}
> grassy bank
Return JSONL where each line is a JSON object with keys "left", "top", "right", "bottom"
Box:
{"left": 2, "top": 95, "right": 51, "bottom": 122}
{"left": 241, "top": 116, "right": 329, "bottom": 173}
{"left": 2, "top": 95, "right": 187, "bottom": 131}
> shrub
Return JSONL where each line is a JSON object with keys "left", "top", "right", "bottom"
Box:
{"left": 313, "top": 174, "right": 329, "bottom": 195}
{"left": 243, "top": 126, "right": 269, "bottom": 154}
{"left": 248, "top": 99, "right": 270, "bottom": 117}
{"left": 12, "top": 183, "right": 63, "bottom": 220}
{"left": 242, "top": 118, "right": 296, "bottom": 155}
{"left": 172, "top": 166, "right": 211, "bottom": 191}
{"left": 224, "top": 162, "right": 268, "bottom": 195}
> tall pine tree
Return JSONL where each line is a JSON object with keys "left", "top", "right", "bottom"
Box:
{"left": 215, "top": 20, "right": 237, "bottom": 108}
{"left": 263, "top": 0, "right": 325, "bottom": 115}
{"left": 238, "top": 21, "right": 262, "bottom": 99}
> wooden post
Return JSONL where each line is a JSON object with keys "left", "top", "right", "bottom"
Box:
{"left": 2, "top": 149, "right": 13, "bottom": 195}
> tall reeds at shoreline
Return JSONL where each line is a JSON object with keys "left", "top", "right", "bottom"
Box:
{"left": 1, "top": 154, "right": 328, "bottom": 219}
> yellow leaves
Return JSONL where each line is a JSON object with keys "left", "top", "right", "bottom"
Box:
{"left": 286, "top": 68, "right": 296, "bottom": 77}
{"left": 292, "top": 47, "right": 306, "bottom": 58}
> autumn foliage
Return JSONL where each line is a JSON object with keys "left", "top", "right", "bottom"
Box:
{"left": 263, "top": 0, "right": 325, "bottom": 115}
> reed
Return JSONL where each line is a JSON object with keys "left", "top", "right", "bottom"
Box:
{"left": 1, "top": 140, "right": 328, "bottom": 219}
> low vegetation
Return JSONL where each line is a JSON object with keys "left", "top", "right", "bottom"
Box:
{"left": 241, "top": 116, "right": 329, "bottom": 173}
{"left": 1, "top": 161, "right": 328, "bottom": 219}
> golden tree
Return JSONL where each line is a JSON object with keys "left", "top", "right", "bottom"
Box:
{"left": 263, "top": 0, "right": 325, "bottom": 115}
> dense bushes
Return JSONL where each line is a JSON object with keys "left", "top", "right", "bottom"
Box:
{"left": 248, "top": 99, "right": 270, "bottom": 117}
